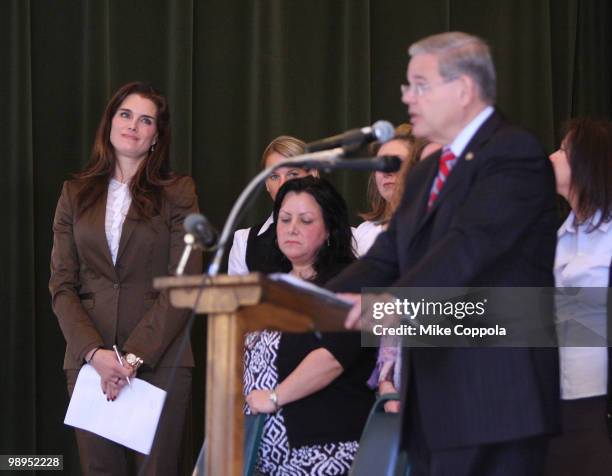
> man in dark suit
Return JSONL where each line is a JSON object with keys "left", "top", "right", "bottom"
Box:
{"left": 327, "top": 32, "right": 560, "bottom": 475}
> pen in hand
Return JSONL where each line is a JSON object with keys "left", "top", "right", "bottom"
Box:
{"left": 112, "top": 344, "right": 131, "bottom": 387}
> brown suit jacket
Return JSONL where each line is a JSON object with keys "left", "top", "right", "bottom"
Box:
{"left": 49, "top": 176, "right": 202, "bottom": 370}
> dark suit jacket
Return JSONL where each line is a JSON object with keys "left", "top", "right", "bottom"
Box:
{"left": 327, "top": 111, "right": 561, "bottom": 449}
{"left": 49, "top": 176, "right": 202, "bottom": 370}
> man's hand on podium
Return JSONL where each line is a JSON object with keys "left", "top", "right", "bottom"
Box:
{"left": 338, "top": 292, "right": 401, "bottom": 332}
{"left": 338, "top": 293, "right": 362, "bottom": 329}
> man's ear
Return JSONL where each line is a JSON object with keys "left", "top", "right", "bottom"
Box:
{"left": 456, "top": 74, "right": 477, "bottom": 107}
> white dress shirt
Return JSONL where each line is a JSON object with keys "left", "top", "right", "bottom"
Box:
{"left": 446, "top": 105, "right": 494, "bottom": 157}
{"left": 105, "top": 179, "right": 132, "bottom": 265}
{"left": 427, "top": 106, "right": 494, "bottom": 198}
{"left": 555, "top": 211, "right": 611, "bottom": 400}
{"left": 353, "top": 220, "right": 385, "bottom": 257}
{"left": 228, "top": 214, "right": 274, "bottom": 275}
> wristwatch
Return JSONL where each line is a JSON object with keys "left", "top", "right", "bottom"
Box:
{"left": 125, "top": 353, "right": 144, "bottom": 370}
{"left": 268, "top": 387, "right": 280, "bottom": 411}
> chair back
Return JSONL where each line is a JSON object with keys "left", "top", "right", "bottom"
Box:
{"left": 349, "top": 393, "right": 411, "bottom": 476}
{"left": 191, "top": 413, "right": 266, "bottom": 476}
{"left": 244, "top": 414, "right": 266, "bottom": 476}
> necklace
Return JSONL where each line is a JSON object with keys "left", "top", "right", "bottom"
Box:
{"left": 290, "top": 267, "right": 316, "bottom": 281}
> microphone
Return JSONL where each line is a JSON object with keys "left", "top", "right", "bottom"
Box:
{"left": 297, "top": 155, "right": 402, "bottom": 173}
{"left": 176, "top": 213, "right": 217, "bottom": 276}
{"left": 336, "top": 155, "right": 401, "bottom": 172}
{"left": 304, "top": 120, "right": 395, "bottom": 153}
{"left": 184, "top": 213, "right": 218, "bottom": 248}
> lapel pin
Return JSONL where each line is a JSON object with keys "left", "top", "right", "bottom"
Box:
{"left": 465, "top": 152, "right": 474, "bottom": 161}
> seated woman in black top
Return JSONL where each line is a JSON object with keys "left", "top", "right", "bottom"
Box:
{"left": 244, "top": 176, "right": 376, "bottom": 475}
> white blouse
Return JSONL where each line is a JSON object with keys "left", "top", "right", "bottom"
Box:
{"left": 227, "top": 215, "right": 274, "bottom": 275}
{"left": 555, "top": 211, "right": 611, "bottom": 400}
{"left": 105, "top": 178, "right": 132, "bottom": 265}
{"left": 353, "top": 220, "right": 385, "bottom": 257}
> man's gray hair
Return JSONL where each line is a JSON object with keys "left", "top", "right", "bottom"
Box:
{"left": 409, "top": 32, "right": 496, "bottom": 104}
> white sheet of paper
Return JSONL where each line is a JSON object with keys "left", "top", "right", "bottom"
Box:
{"left": 268, "top": 272, "right": 353, "bottom": 304}
{"left": 64, "top": 364, "right": 167, "bottom": 455}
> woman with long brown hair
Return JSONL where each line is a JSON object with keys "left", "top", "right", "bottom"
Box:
{"left": 354, "top": 123, "right": 433, "bottom": 255}
{"left": 355, "top": 124, "right": 440, "bottom": 412}
{"left": 50, "top": 81, "right": 201, "bottom": 475}
{"left": 546, "top": 117, "right": 612, "bottom": 475}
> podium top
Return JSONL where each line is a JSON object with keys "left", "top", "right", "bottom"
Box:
{"left": 154, "top": 272, "right": 353, "bottom": 333}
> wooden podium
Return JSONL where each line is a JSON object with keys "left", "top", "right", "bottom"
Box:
{"left": 154, "top": 273, "right": 351, "bottom": 476}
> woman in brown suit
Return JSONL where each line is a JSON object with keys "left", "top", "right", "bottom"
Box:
{"left": 49, "top": 82, "right": 201, "bottom": 475}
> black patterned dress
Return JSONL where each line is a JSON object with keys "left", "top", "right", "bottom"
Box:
{"left": 243, "top": 330, "right": 359, "bottom": 475}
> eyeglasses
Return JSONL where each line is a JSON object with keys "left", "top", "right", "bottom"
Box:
{"left": 400, "top": 78, "right": 457, "bottom": 97}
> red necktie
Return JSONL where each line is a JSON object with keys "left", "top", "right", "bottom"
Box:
{"left": 428, "top": 148, "right": 456, "bottom": 209}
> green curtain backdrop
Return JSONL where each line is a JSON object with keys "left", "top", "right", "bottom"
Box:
{"left": 1, "top": 0, "right": 610, "bottom": 474}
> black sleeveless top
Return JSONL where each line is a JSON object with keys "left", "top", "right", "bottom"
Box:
{"left": 244, "top": 219, "right": 291, "bottom": 274}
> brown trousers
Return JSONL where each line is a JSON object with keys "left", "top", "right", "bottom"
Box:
{"left": 66, "top": 366, "right": 192, "bottom": 476}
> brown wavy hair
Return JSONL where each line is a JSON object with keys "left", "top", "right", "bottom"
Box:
{"left": 74, "top": 81, "right": 176, "bottom": 219}
{"left": 360, "top": 123, "right": 428, "bottom": 223}
{"left": 564, "top": 117, "right": 612, "bottom": 230}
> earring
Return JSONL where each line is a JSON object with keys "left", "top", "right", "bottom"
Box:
{"left": 150, "top": 142, "right": 157, "bottom": 152}
{"left": 327, "top": 236, "right": 330, "bottom": 247}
